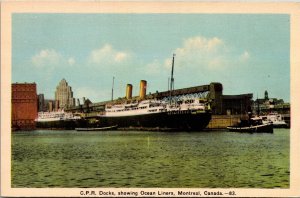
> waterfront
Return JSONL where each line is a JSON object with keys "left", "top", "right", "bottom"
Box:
{"left": 12, "top": 129, "right": 289, "bottom": 188}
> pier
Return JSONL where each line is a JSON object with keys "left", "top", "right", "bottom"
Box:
{"left": 66, "top": 82, "right": 247, "bottom": 129}
{"left": 65, "top": 81, "right": 290, "bottom": 129}
{"left": 69, "top": 83, "right": 226, "bottom": 114}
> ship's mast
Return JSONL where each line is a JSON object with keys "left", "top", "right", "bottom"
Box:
{"left": 257, "top": 95, "right": 260, "bottom": 116}
{"left": 111, "top": 76, "right": 115, "bottom": 101}
{"left": 169, "top": 54, "right": 175, "bottom": 104}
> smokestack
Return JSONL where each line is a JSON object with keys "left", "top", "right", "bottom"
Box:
{"left": 83, "top": 97, "right": 86, "bottom": 104}
{"left": 139, "top": 80, "right": 147, "bottom": 100}
{"left": 77, "top": 98, "right": 80, "bottom": 106}
{"left": 126, "top": 84, "right": 133, "bottom": 100}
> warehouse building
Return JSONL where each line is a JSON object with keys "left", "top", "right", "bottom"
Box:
{"left": 12, "top": 83, "right": 38, "bottom": 130}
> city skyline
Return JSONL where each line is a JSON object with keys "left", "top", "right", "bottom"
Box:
{"left": 12, "top": 14, "right": 290, "bottom": 102}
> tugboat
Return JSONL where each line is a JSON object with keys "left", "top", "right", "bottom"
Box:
{"left": 227, "top": 116, "right": 273, "bottom": 133}
{"left": 227, "top": 97, "right": 274, "bottom": 133}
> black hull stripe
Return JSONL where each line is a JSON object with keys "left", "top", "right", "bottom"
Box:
{"left": 100, "top": 112, "right": 211, "bottom": 131}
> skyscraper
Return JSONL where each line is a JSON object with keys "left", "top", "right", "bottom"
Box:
{"left": 38, "top": 94, "right": 45, "bottom": 112}
{"left": 55, "top": 79, "right": 75, "bottom": 109}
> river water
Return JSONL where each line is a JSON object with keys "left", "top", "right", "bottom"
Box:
{"left": 12, "top": 129, "right": 289, "bottom": 188}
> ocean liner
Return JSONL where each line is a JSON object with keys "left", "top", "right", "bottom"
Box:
{"left": 35, "top": 110, "right": 84, "bottom": 129}
{"left": 96, "top": 54, "right": 211, "bottom": 131}
{"left": 97, "top": 99, "right": 211, "bottom": 131}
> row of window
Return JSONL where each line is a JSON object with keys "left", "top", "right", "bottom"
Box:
{"left": 12, "top": 99, "right": 37, "bottom": 103}
{"left": 109, "top": 106, "right": 148, "bottom": 112}
{"left": 12, "top": 87, "right": 36, "bottom": 92}
{"left": 12, "top": 95, "right": 36, "bottom": 99}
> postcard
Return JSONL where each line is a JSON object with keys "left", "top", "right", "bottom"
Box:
{"left": 1, "top": 1, "right": 300, "bottom": 197}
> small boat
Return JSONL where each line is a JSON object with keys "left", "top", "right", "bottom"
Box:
{"left": 75, "top": 125, "right": 118, "bottom": 131}
{"left": 260, "top": 113, "right": 288, "bottom": 128}
{"left": 227, "top": 117, "right": 273, "bottom": 133}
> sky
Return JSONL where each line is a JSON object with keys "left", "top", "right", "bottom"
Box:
{"left": 12, "top": 14, "right": 290, "bottom": 103}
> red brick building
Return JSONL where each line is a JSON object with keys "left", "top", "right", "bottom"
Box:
{"left": 12, "top": 83, "right": 38, "bottom": 130}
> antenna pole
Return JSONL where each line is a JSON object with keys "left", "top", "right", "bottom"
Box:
{"left": 111, "top": 76, "right": 115, "bottom": 101}
{"left": 169, "top": 54, "right": 175, "bottom": 103}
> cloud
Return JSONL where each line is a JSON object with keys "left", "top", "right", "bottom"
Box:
{"left": 88, "top": 44, "right": 131, "bottom": 65}
{"left": 124, "top": 36, "right": 231, "bottom": 80}
{"left": 142, "top": 36, "right": 251, "bottom": 77}
{"left": 181, "top": 36, "right": 224, "bottom": 54}
{"left": 171, "top": 36, "right": 228, "bottom": 70}
{"left": 240, "top": 51, "right": 250, "bottom": 62}
{"left": 114, "top": 52, "right": 128, "bottom": 62}
{"left": 31, "top": 49, "right": 62, "bottom": 67}
{"left": 143, "top": 36, "right": 230, "bottom": 73}
{"left": 31, "top": 49, "right": 76, "bottom": 68}
{"left": 163, "top": 58, "right": 172, "bottom": 70}
{"left": 68, "top": 57, "right": 76, "bottom": 65}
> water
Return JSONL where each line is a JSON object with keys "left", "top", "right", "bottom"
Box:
{"left": 12, "top": 129, "right": 289, "bottom": 188}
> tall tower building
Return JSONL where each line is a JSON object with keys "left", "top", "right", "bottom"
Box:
{"left": 38, "top": 94, "right": 45, "bottom": 112}
{"left": 55, "top": 79, "right": 75, "bottom": 109}
{"left": 264, "top": 90, "right": 269, "bottom": 100}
